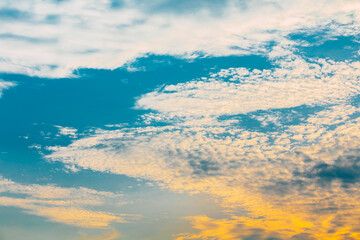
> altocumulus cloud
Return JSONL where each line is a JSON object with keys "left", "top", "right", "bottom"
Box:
{"left": 46, "top": 46, "right": 360, "bottom": 238}
{"left": 0, "top": 0, "right": 360, "bottom": 77}
{"left": 2, "top": 0, "right": 360, "bottom": 238}
{"left": 136, "top": 56, "right": 360, "bottom": 117}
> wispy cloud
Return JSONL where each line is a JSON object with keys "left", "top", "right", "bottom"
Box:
{"left": 0, "top": 177, "right": 138, "bottom": 228}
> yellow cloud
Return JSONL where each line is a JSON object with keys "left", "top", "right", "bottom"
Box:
{"left": 34, "top": 207, "right": 129, "bottom": 229}
{"left": 175, "top": 215, "right": 285, "bottom": 240}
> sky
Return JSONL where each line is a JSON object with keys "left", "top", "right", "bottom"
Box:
{"left": 1, "top": 0, "right": 360, "bottom": 239}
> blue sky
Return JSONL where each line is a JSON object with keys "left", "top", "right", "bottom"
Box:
{"left": 1, "top": 1, "right": 360, "bottom": 240}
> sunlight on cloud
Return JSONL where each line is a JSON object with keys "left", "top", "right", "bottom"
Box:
{"left": 0, "top": 0, "right": 360, "bottom": 77}
{"left": 46, "top": 115, "right": 360, "bottom": 237}
{"left": 46, "top": 46, "right": 360, "bottom": 238}
{"left": 0, "top": 177, "right": 138, "bottom": 228}
{"left": 174, "top": 215, "right": 286, "bottom": 240}
{"left": 2, "top": 1, "right": 360, "bottom": 239}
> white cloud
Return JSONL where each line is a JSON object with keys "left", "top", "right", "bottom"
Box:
{"left": 45, "top": 52, "right": 360, "bottom": 186}
{"left": 137, "top": 57, "right": 360, "bottom": 117}
{"left": 1, "top": 0, "right": 360, "bottom": 77}
{"left": 55, "top": 125, "right": 78, "bottom": 138}
{"left": 0, "top": 80, "right": 16, "bottom": 97}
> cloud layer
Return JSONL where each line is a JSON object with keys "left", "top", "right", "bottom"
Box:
{"left": 1, "top": 0, "right": 360, "bottom": 77}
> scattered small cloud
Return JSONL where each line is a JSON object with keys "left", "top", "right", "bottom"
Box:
{"left": 55, "top": 125, "right": 78, "bottom": 138}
